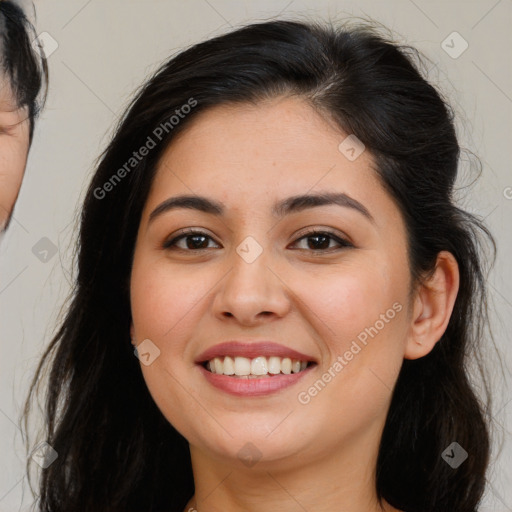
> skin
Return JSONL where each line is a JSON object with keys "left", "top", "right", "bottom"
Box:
{"left": 129, "top": 96, "right": 459, "bottom": 512}
{"left": 0, "top": 80, "right": 30, "bottom": 231}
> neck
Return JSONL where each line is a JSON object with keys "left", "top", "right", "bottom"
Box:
{"left": 183, "top": 428, "right": 399, "bottom": 512}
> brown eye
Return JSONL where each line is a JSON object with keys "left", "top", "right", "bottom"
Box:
{"left": 291, "top": 230, "right": 353, "bottom": 252}
{"left": 163, "top": 230, "right": 219, "bottom": 251}
{"left": 162, "top": 229, "right": 353, "bottom": 253}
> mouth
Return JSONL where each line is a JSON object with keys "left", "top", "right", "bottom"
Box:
{"left": 197, "top": 357, "right": 318, "bottom": 397}
{"left": 194, "top": 341, "right": 318, "bottom": 395}
{"left": 199, "top": 355, "right": 317, "bottom": 378}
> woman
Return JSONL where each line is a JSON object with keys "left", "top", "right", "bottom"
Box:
{"left": 23, "top": 19, "right": 496, "bottom": 512}
{"left": 0, "top": 0, "right": 48, "bottom": 232}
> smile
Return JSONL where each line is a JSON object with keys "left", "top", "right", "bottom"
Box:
{"left": 198, "top": 356, "right": 317, "bottom": 397}
{"left": 204, "top": 355, "right": 313, "bottom": 377}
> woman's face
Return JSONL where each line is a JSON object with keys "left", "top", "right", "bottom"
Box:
{"left": 0, "top": 81, "right": 30, "bottom": 230}
{"left": 130, "top": 96, "right": 413, "bottom": 469}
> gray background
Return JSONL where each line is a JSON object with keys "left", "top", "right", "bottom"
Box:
{"left": 0, "top": 0, "right": 511, "bottom": 510}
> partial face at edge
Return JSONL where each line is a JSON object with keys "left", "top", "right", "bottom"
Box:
{"left": 129, "top": 96, "right": 414, "bottom": 468}
{"left": 0, "top": 79, "right": 30, "bottom": 230}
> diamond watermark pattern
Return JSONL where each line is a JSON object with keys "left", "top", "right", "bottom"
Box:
{"left": 441, "top": 32, "right": 469, "bottom": 59}
{"left": 31, "top": 441, "right": 58, "bottom": 469}
{"left": 338, "top": 134, "right": 365, "bottom": 161}
{"left": 236, "top": 236, "right": 263, "bottom": 264}
{"left": 441, "top": 442, "right": 468, "bottom": 468}
{"left": 32, "top": 237, "right": 58, "bottom": 263}
{"left": 134, "top": 338, "right": 161, "bottom": 366}
{"left": 237, "top": 442, "right": 262, "bottom": 468}
{"left": 31, "top": 32, "right": 59, "bottom": 59}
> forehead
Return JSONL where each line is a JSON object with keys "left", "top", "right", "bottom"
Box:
{"left": 172, "top": 97, "right": 344, "bottom": 160}
{"left": 137, "top": 97, "right": 411, "bottom": 259}
{"left": 152, "top": 97, "right": 375, "bottom": 189}
{"left": 143, "top": 97, "right": 402, "bottom": 234}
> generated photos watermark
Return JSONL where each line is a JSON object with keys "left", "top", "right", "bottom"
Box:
{"left": 297, "top": 301, "right": 403, "bottom": 404}
{"left": 94, "top": 97, "right": 197, "bottom": 200}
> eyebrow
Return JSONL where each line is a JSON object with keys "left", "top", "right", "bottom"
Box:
{"left": 148, "top": 191, "right": 374, "bottom": 225}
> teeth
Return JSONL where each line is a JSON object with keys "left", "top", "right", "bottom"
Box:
{"left": 268, "top": 356, "right": 281, "bottom": 374}
{"left": 223, "top": 356, "right": 235, "bottom": 375}
{"left": 281, "top": 357, "right": 292, "bottom": 375}
{"left": 205, "top": 356, "right": 311, "bottom": 376}
{"left": 251, "top": 356, "right": 268, "bottom": 375}
{"left": 234, "top": 356, "right": 251, "bottom": 376}
{"left": 214, "top": 357, "right": 223, "bottom": 374}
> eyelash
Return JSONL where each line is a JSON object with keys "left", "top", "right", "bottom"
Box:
{"left": 162, "top": 228, "right": 354, "bottom": 253}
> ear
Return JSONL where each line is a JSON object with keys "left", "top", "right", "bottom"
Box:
{"left": 404, "top": 251, "right": 460, "bottom": 360}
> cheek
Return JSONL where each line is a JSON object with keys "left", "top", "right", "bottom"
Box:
{"left": 293, "top": 265, "right": 406, "bottom": 430}
{"left": 129, "top": 257, "right": 208, "bottom": 433}
{"left": 294, "top": 257, "right": 408, "bottom": 405}
{"left": 130, "top": 256, "right": 206, "bottom": 339}
{"left": 0, "top": 136, "right": 30, "bottom": 184}
{"left": 296, "top": 259, "right": 401, "bottom": 343}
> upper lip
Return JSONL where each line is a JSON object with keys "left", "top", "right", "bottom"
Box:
{"left": 195, "top": 341, "right": 318, "bottom": 364}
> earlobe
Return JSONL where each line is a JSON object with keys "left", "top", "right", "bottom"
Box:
{"left": 404, "top": 251, "right": 460, "bottom": 360}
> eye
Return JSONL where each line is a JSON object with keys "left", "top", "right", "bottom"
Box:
{"left": 163, "top": 228, "right": 353, "bottom": 253}
{"left": 290, "top": 230, "right": 353, "bottom": 252}
{"left": 162, "top": 229, "right": 220, "bottom": 251}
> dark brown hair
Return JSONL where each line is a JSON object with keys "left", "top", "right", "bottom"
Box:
{"left": 23, "top": 18, "right": 496, "bottom": 512}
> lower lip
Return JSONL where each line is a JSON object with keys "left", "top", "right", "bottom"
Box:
{"left": 197, "top": 363, "right": 316, "bottom": 397}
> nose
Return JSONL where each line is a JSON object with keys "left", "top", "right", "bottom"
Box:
{"left": 211, "top": 239, "right": 291, "bottom": 326}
